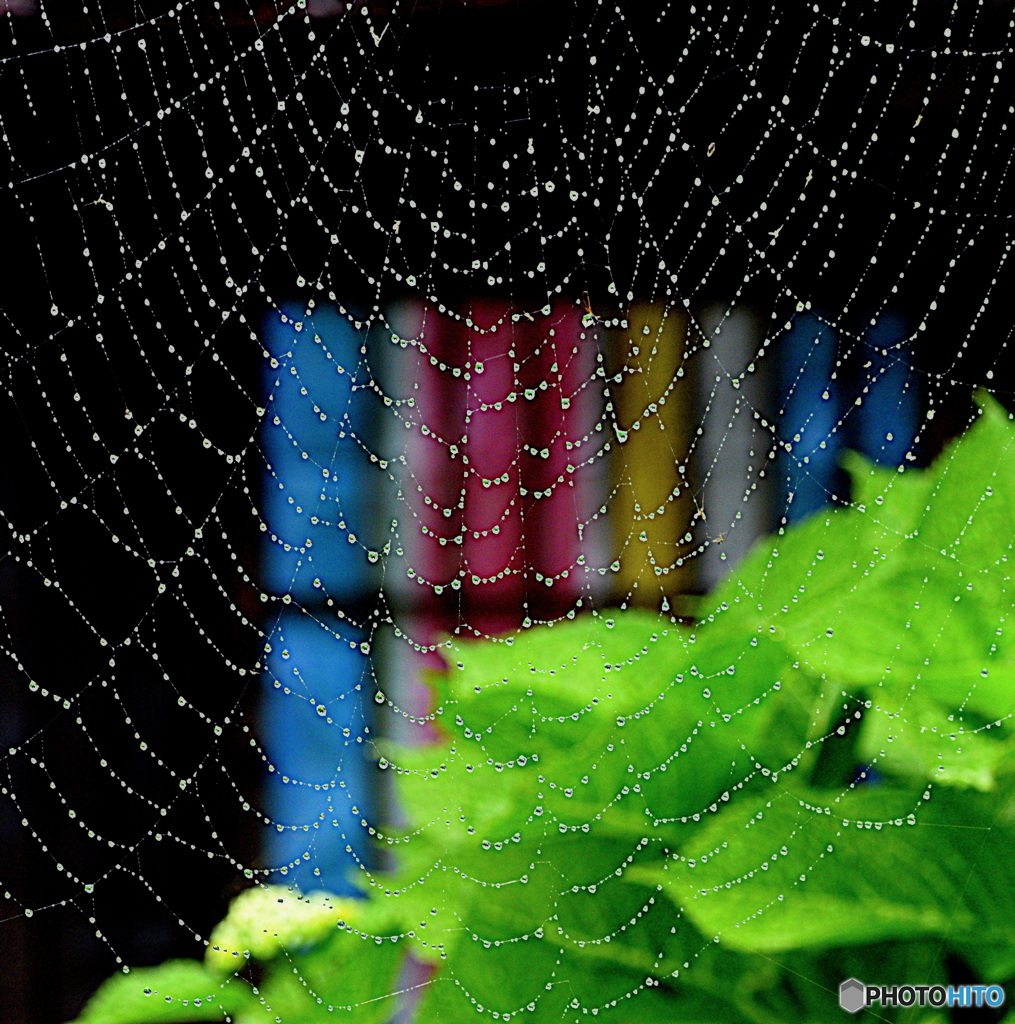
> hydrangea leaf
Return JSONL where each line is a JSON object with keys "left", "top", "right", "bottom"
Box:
{"left": 636, "top": 785, "right": 1015, "bottom": 954}
{"left": 68, "top": 960, "right": 250, "bottom": 1024}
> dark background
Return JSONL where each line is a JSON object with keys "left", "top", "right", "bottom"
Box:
{"left": 1, "top": 1, "right": 1012, "bottom": 1020}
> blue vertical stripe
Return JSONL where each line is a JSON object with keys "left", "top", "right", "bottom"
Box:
{"left": 259, "top": 302, "right": 378, "bottom": 894}
{"left": 779, "top": 314, "right": 842, "bottom": 524}
{"left": 853, "top": 314, "right": 919, "bottom": 466}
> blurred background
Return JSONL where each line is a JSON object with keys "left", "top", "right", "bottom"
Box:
{"left": 1, "top": 0, "right": 1012, "bottom": 1020}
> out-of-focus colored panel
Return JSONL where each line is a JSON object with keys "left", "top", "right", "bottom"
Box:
{"left": 260, "top": 610, "right": 373, "bottom": 894}
{"left": 854, "top": 314, "right": 919, "bottom": 466}
{"left": 392, "top": 300, "right": 603, "bottom": 616}
{"left": 694, "top": 306, "right": 773, "bottom": 591}
{"left": 520, "top": 307, "right": 603, "bottom": 613}
{"left": 261, "top": 302, "right": 384, "bottom": 603}
{"left": 778, "top": 313, "right": 842, "bottom": 524}
{"left": 611, "top": 304, "right": 694, "bottom": 603}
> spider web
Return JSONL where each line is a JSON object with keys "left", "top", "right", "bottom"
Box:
{"left": 0, "top": 0, "right": 1013, "bottom": 1021}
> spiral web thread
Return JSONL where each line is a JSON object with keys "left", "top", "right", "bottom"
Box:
{"left": 0, "top": 0, "right": 1013, "bottom": 1020}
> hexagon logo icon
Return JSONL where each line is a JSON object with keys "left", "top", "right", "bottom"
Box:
{"left": 839, "top": 978, "right": 866, "bottom": 1014}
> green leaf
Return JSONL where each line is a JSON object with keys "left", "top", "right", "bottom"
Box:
{"left": 636, "top": 785, "right": 1015, "bottom": 954}
{"left": 432, "top": 611, "right": 692, "bottom": 771}
{"left": 773, "top": 941, "right": 950, "bottom": 1024}
{"left": 240, "top": 927, "right": 404, "bottom": 1024}
{"left": 415, "top": 941, "right": 755, "bottom": 1024}
{"left": 68, "top": 960, "right": 251, "bottom": 1024}
{"left": 860, "top": 692, "right": 1014, "bottom": 791}
{"left": 698, "top": 391, "right": 1015, "bottom": 791}
{"left": 911, "top": 392, "right": 1015, "bottom": 562}
{"left": 205, "top": 885, "right": 363, "bottom": 973}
